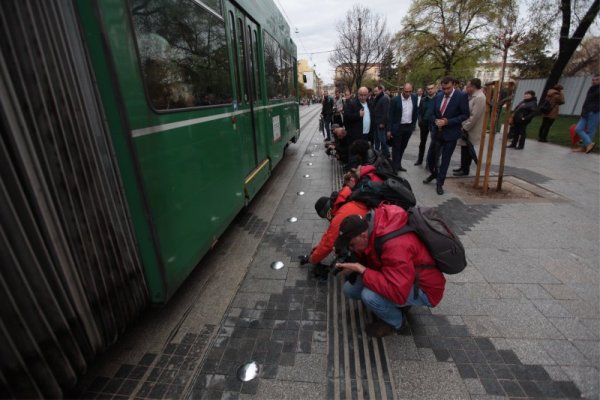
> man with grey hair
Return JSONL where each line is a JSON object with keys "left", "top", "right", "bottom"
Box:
{"left": 344, "top": 87, "right": 372, "bottom": 168}
{"left": 388, "top": 83, "right": 418, "bottom": 172}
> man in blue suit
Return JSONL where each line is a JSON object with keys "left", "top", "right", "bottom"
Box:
{"left": 387, "top": 83, "right": 418, "bottom": 172}
{"left": 423, "top": 77, "right": 470, "bottom": 195}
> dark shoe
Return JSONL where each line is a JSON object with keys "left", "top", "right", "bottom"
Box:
{"left": 452, "top": 167, "right": 462, "bottom": 173}
{"left": 516, "top": 146, "right": 524, "bottom": 150}
{"left": 453, "top": 171, "right": 468, "bottom": 176}
{"left": 414, "top": 160, "right": 423, "bottom": 166}
{"left": 436, "top": 184, "right": 444, "bottom": 195}
{"left": 538, "top": 138, "right": 548, "bottom": 142}
{"left": 423, "top": 174, "right": 435, "bottom": 184}
{"left": 365, "top": 319, "right": 396, "bottom": 338}
{"left": 507, "top": 144, "right": 516, "bottom": 148}
{"left": 398, "top": 166, "right": 407, "bottom": 172}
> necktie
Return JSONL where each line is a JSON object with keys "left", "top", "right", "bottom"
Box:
{"left": 440, "top": 96, "right": 449, "bottom": 115}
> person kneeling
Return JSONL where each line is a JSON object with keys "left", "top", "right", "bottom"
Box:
{"left": 334, "top": 205, "right": 446, "bottom": 337}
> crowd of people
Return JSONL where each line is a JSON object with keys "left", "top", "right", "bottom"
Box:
{"left": 321, "top": 74, "right": 599, "bottom": 167}
{"left": 306, "top": 74, "right": 599, "bottom": 339}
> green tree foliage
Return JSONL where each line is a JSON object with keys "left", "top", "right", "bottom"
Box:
{"left": 512, "top": 30, "right": 556, "bottom": 78}
{"left": 397, "top": 0, "right": 494, "bottom": 78}
{"left": 378, "top": 48, "right": 398, "bottom": 88}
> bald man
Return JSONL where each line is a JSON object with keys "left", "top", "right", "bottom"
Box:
{"left": 387, "top": 83, "right": 418, "bottom": 172}
{"left": 343, "top": 86, "right": 372, "bottom": 169}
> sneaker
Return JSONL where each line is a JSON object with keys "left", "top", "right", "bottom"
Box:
{"left": 365, "top": 319, "right": 396, "bottom": 338}
{"left": 572, "top": 147, "right": 586, "bottom": 152}
{"left": 585, "top": 142, "right": 596, "bottom": 153}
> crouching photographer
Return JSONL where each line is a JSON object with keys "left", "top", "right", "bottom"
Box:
{"left": 334, "top": 205, "right": 446, "bottom": 337}
{"left": 299, "top": 187, "right": 367, "bottom": 279}
{"left": 325, "top": 125, "right": 350, "bottom": 165}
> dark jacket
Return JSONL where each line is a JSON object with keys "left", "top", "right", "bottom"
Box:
{"left": 343, "top": 97, "right": 370, "bottom": 141}
{"left": 430, "top": 90, "right": 470, "bottom": 141}
{"left": 513, "top": 97, "right": 538, "bottom": 126}
{"left": 322, "top": 95, "right": 334, "bottom": 116}
{"left": 419, "top": 95, "right": 435, "bottom": 125}
{"left": 358, "top": 204, "right": 446, "bottom": 306}
{"left": 581, "top": 84, "right": 599, "bottom": 116}
{"left": 371, "top": 92, "right": 390, "bottom": 129}
{"left": 388, "top": 94, "right": 418, "bottom": 134}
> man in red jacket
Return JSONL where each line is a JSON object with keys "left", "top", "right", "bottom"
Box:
{"left": 308, "top": 196, "right": 368, "bottom": 265}
{"left": 335, "top": 204, "right": 446, "bottom": 337}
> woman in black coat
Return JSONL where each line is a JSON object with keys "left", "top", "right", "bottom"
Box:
{"left": 508, "top": 90, "right": 537, "bottom": 149}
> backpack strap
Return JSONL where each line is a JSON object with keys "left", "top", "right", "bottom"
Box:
{"left": 370, "top": 215, "right": 431, "bottom": 301}
{"left": 374, "top": 226, "right": 414, "bottom": 257}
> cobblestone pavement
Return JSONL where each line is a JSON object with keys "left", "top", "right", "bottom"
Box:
{"left": 77, "top": 109, "right": 599, "bottom": 400}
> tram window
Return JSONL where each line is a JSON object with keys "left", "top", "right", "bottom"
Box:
{"left": 280, "top": 53, "right": 290, "bottom": 98}
{"left": 131, "top": 0, "right": 233, "bottom": 110}
{"left": 229, "top": 11, "right": 241, "bottom": 104}
{"left": 237, "top": 18, "right": 248, "bottom": 103}
{"left": 291, "top": 56, "right": 297, "bottom": 97}
{"left": 264, "top": 32, "right": 281, "bottom": 100}
{"left": 252, "top": 30, "right": 261, "bottom": 101}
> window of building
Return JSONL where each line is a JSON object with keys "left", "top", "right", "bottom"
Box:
{"left": 131, "top": 0, "right": 233, "bottom": 110}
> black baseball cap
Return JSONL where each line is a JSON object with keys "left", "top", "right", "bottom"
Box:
{"left": 334, "top": 215, "right": 368, "bottom": 252}
{"left": 314, "top": 196, "right": 331, "bottom": 219}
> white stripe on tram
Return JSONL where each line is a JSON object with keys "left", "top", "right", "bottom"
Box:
{"left": 131, "top": 101, "right": 298, "bottom": 138}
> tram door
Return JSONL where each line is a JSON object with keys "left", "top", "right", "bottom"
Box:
{"left": 226, "top": 4, "right": 264, "bottom": 174}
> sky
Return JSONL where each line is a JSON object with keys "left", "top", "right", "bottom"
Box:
{"left": 276, "top": 0, "right": 413, "bottom": 85}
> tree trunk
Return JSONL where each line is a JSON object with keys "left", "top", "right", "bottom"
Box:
{"left": 542, "top": 0, "right": 599, "bottom": 97}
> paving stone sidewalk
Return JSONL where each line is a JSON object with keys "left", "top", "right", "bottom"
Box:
{"left": 78, "top": 116, "right": 599, "bottom": 400}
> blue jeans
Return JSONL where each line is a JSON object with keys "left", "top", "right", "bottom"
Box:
{"left": 374, "top": 126, "right": 389, "bottom": 157}
{"left": 343, "top": 275, "right": 431, "bottom": 329}
{"left": 575, "top": 112, "right": 600, "bottom": 146}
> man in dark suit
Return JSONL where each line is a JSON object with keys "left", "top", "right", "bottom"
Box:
{"left": 343, "top": 87, "right": 371, "bottom": 169}
{"left": 387, "top": 83, "right": 418, "bottom": 172}
{"left": 423, "top": 77, "right": 470, "bottom": 195}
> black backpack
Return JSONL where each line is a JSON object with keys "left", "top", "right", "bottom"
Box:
{"left": 368, "top": 207, "right": 466, "bottom": 275}
{"left": 370, "top": 149, "right": 397, "bottom": 175}
{"left": 348, "top": 176, "right": 416, "bottom": 210}
{"left": 539, "top": 99, "right": 552, "bottom": 115}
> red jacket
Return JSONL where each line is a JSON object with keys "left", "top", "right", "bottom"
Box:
{"left": 310, "top": 201, "right": 368, "bottom": 264}
{"left": 359, "top": 204, "right": 446, "bottom": 306}
{"left": 332, "top": 186, "right": 352, "bottom": 214}
{"left": 359, "top": 165, "right": 383, "bottom": 183}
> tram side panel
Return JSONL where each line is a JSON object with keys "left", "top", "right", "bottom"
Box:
{"left": 87, "top": 0, "right": 252, "bottom": 303}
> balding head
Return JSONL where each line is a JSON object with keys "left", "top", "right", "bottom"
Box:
{"left": 357, "top": 87, "right": 369, "bottom": 103}
{"left": 402, "top": 83, "right": 413, "bottom": 99}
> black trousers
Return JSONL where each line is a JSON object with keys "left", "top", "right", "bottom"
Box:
{"left": 426, "top": 135, "right": 458, "bottom": 186}
{"left": 391, "top": 124, "right": 413, "bottom": 171}
{"left": 538, "top": 117, "right": 555, "bottom": 141}
{"left": 510, "top": 124, "right": 528, "bottom": 148}
{"left": 417, "top": 121, "right": 429, "bottom": 163}
{"left": 459, "top": 145, "right": 472, "bottom": 174}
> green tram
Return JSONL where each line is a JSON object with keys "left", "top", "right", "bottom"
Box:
{"left": 0, "top": 0, "right": 299, "bottom": 396}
